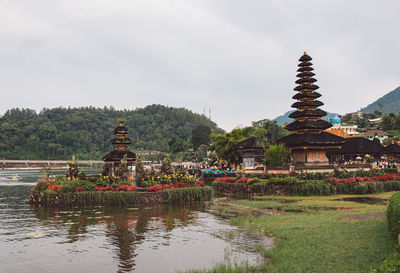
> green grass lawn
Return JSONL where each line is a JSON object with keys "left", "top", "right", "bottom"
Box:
{"left": 187, "top": 192, "right": 397, "bottom": 273}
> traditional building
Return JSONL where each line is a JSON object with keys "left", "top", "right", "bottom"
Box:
{"left": 362, "top": 129, "right": 390, "bottom": 143}
{"left": 369, "top": 118, "right": 383, "bottom": 129}
{"left": 102, "top": 120, "right": 136, "bottom": 175}
{"left": 236, "top": 137, "right": 269, "bottom": 170}
{"left": 381, "top": 142, "right": 400, "bottom": 162}
{"left": 280, "top": 52, "right": 345, "bottom": 165}
{"left": 326, "top": 137, "right": 383, "bottom": 163}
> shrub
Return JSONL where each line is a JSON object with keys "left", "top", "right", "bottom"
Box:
{"left": 247, "top": 178, "right": 260, "bottom": 185}
{"left": 247, "top": 169, "right": 393, "bottom": 181}
{"left": 383, "top": 168, "right": 398, "bottom": 174}
{"left": 75, "top": 180, "right": 96, "bottom": 191}
{"left": 354, "top": 184, "right": 368, "bottom": 194}
{"left": 249, "top": 178, "right": 335, "bottom": 196}
{"left": 265, "top": 143, "right": 290, "bottom": 166}
{"left": 385, "top": 181, "right": 400, "bottom": 192}
{"left": 163, "top": 186, "right": 214, "bottom": 203}
{"left": 59, "top": 184, "right": 73, "bottom": 193}
{"left": 96, "top": 178, "right": 109, "bottom": 187}
{"left": 367, "top": 182, "right": 378, "bottom": 194}
{"left": 212, "top": 181, "right": 248, "bottom": 195}
{"left": 387, "top": 192, "right": 400, "bottom": 250}
{"left": 142, "top": 180, "right": 158, "bottom": 188}
{"left": 370, "top": 252, "right": 400, "bottom": 273}
{"left": 35, "top": 180, "right": 49, "bottom": 191}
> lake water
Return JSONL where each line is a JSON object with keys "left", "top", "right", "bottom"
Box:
{"left": 0, "top": 169, "right": 269, "bottom": 273}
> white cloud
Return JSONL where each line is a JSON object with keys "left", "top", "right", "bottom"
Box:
{"left": 0, "top": 0, "right": 399, "bottom": 131}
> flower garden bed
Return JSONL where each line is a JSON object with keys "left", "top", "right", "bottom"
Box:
{"left": 212, "top": 173, "right": 400, "bottom": 196}
{"left": 29, "top": 177, "right": 213, "bottom": 207}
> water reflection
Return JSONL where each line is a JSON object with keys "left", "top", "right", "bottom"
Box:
{"left": 0, "top": 170, "right": 267, "bottom": 273}
{"left": 30, "top": 203, "right": 243, "bottom": 273}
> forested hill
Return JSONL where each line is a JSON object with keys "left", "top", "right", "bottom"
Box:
{"left": 0, "top": 105, "right": 223, "bottom": 160}
{"left": 360, "top": 86, "right": 400, "bottom": 114}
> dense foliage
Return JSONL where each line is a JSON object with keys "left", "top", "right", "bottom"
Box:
{"left": 247, "top": 168, "right": 398, "bottom": 181}
{"left": 387, "top": 192, "right": 400, "bottom": 250}
{"left": 382, "top": 113, "right": 400, "bottom": 131}
{"left": 0, "top": 105, "right": 223, "bottom": 160}
{"left": 209, "top": 126, "right": 270, "bottom": 165}
{"left": 370, "top": 252, "right": 400, "bottom": 273}
{"left": 252, "top": 118, "right": 290, "bottom": 142}
{"left": 208, "top": 119, "right": 288, "bottom": 165}
{"left": 265, "top": 144, "right": 290, "bottom": 166}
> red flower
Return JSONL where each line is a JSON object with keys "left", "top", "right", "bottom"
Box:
{"left": 236, "top": 178, "right": 250, "bottom": 183}
{"left": 73, "top": 187, "right": 84, "bottom": 192}
{"left": 48, "top": 184, "right": 64, "bottom": 192}
{"left": 95, "top": 186, "right": 114, "bottom": 191}
{"left": 216, "top": 177, "right": 236, "bottom": 183}
{"left": 146, "top": 184, "right": 164, "bottom": 192}
{"left": 195, "top": 181, "right": 206, "bottom": 187}
{"left": 327, "top": 173, "right": 400, "bottom": 184}
{"left": 115, "top": 185, "right": 139, "bottom": 191}
{"left": 145, "top": 181, "right": 205, "bottom": 192}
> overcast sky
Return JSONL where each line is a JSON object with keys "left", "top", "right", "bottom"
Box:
{"left": 1, "top": 0, "right": 399, "bottom": 131}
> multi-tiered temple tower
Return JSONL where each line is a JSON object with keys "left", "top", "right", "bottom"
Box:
{"left": 280, "top": 52, "right": 344, "bottom": 165}
{"left": 102, "top": 120, "right": 136, "bottom": 172}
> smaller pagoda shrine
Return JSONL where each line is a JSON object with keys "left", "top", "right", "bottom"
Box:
{"left": 236, "top": 137, "right": 270, "bottom": 170}
{"left": 280, "top": 52, "right": 345, "bottom": 165}
{"left": 102, "top": 120, "right": 136, "bottom": 175}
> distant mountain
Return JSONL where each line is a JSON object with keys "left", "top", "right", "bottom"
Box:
{"left": 273, "top": 110, "right": 338, "bottom": 125}
{"left": 360, "top": 86, "right": 400, "bottom": 114}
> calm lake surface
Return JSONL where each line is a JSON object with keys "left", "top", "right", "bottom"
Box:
{"left": 0, "top": 169, "right": 268, "bottom": 273}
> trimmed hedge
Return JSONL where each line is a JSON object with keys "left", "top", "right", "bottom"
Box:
{"left": 249, "top": 178, "right": 335, "bottom": 196}
{"left": 42, "top": 191, "right": 152, "bottom": 206}
{"left": 212, "top": 177, "right": 400, "bottom": 196}
{"left": 212, "top": 181, "right": 248, "bottom": 195}
{"left": 387, "top": 192, "right": 400, "bottom": 250}
{"left": 371, "top": 194, "right": 400, "bottom": 273}
{"left": 164, "top": 186, "right": 214, "bottom": 203}
{"left": 246, "top": 169, "right": 398, "bottom": 181}
{"left": 31, "top": 186, "right": 214, "bottom": 206}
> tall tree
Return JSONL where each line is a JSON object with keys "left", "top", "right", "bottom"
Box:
{"left": 191, "top": 125, "right": 211, "bottom": 149}
{"left": 209, "top": 127, "right": 263, "bottom": 165}
{"left": 252, "top": 118, "right": 289, "bottom": 142}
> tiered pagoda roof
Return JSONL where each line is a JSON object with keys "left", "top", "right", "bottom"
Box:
{"left": 102, "top": 121, "right": 136, "bottom": 163}
{"left": 382, "top": 143, "right": 400, "bottom": 154}
{"left": 326, "top": 137, "right": 382, "bottom": 156}
{"left": 236, "top": 137, "right": 270, "bottom": 151}
{"left": 280, "top": 52, "right": 345, "bottom": 147}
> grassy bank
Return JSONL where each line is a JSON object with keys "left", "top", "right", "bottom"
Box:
{"left": 187, "top": 192, "right": 396, "bottom": 273}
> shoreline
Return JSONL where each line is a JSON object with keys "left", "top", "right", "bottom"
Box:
{"left": 1, "top": 167, "right": 68, "bottom": 170}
